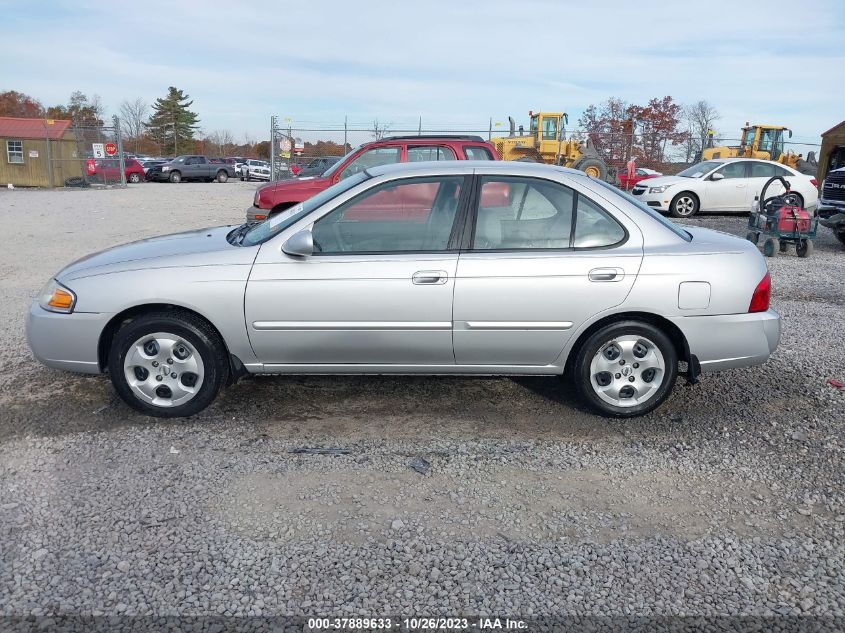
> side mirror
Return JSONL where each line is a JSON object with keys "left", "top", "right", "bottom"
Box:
{"left": 710, "top": 172, "right": 725, "bottom": 181}
{"left": 282, "top": 228, "right": 313, "bottom": 257}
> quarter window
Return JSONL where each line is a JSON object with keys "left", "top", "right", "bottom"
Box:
{"left": 464, "top": 146, "right": 493, "bottom": 160}
{"left": 573, "top": 195, "right": 627, "bottom": 248}
{"left": 716, "top": 162, "right": 747, "bottom": 179}
{"left": 407, "top": 146, "right": 456, "bottom": 162}
{"left": 312, "top": 176, "right": 464, "bottom": 253}
{"left": 339, "top": 147, "right": 401, "bottom": 180}
{"left": 6, "top": 140, "right": 23, "bottom": 164}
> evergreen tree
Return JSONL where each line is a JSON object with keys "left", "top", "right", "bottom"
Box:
{"left": 146, "top": 87, "right": 200, "bottom": 156}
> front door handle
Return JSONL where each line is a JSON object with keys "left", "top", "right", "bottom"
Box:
{"left": 589, "top": 267, "right": 624, "bottom": 282}
{"left": 412, "top": 270, "right": 448, "bottom": 285}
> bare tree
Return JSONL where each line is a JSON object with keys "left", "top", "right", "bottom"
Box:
{"left": 684, "top": 100, "right": 720, "bottom": 162}
{"left": 119, "top": 97, "right": 148, "bottom": 152}
{"left": 371, "top": 119, "right": 391, "bottom": 140}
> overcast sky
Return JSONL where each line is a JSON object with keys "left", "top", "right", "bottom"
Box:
{"left": 4, "top": 0, "right": 843, "bottom": 152}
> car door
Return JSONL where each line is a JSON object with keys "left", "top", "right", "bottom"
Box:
{"left": 452, "top": 175, "right": 641, "bottom": 366}
{"left": 244, "top": 174, "right": 469, "bottom": 365}
{"left": 702, "top": 161, "right": 749, "bottom": 211}
{"left": 193, "top": 156, "right": 209, "bottom": 179}
{"left": 747, "top": 161, "right": 789, "bottom": 204}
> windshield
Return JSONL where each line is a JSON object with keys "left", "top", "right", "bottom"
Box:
{"left": 676, "top": 161, "right": 722, "bottom": 178}
{"left": 320, "top": 147, "right": 359, "bottom": 179}
{"left": 593, "top": 179, "right": 692, "bottom": 242}
{"left": 241, "top": 172, "right": 370, "bottom": 246}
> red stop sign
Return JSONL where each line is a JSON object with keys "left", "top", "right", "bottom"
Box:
{"left": 105, "top": 143, "right": 117, "bottom": 156}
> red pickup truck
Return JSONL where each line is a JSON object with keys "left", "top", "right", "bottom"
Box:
{"left": 247, "top": 135, "right": 499, "bottom": 221}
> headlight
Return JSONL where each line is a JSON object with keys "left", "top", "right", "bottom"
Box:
{"left": 649, "top": 184, "right": 672, "bottom": 194}
{"left": 162, "top": 165, "right": 171, "bottom": 171}
{"left": 38, "top": 279, "right": 76, "bottom": 314}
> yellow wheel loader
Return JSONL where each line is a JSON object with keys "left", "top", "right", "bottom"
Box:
{"left": 491, "top": 111, "right": 613, "bottom": 181}
{"left": 703, "top": 124, "right": 817, "bottom": 175}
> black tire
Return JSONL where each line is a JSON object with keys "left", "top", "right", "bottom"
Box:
{"left": 574, "top": 157, "right": 608, "bottom": 181}
{"left": 779, "top": 240, "right": 789, "bottom": 253}
{"left": 835, "top": 229, "right": 845, "bottom": 246}
{"left": 796, "top": 239, "right": 813, "bottom": 258}
{"left": 128, "top": 173, "right": 141, "bottom": 183}
{"left": 572, "top": 320, "right": 678, "bottom": 417}
{"left": 108, "top": 311, "right": 229, "bottom": 418}
{"left": 745, "top": 231, "right": 760, "bottom": 245}
{"left": 243, "top": 170, "right": 251, "bottom": 181}
{"left": 216, "top": 170, "right": 228, "bottom": 183}
{"left": 169, "top": 171, "right": 182, "bottom": 183}
{"left": 763, "top": 237, "right": 779, "bottom": 257}
{"left": 669, "top": 192, "right": 699, "bottom": 218}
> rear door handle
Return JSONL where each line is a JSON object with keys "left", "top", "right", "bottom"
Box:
{"left": 589, "top": 267, "right": 624, "bottom": 282}
{"left": 412, "top": 270, "right": 448, "bottom": 285}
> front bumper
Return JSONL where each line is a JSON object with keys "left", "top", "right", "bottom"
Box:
{"left": 631, "top": 188, "right": 671, "bottom": 212}
{"left": 26, "top": 302, "right": 109, "bottom": 374}
{"left": 246, "top": 204, "right": 269, "bottom": 222}
{"left": 668, "top": 309, "right": 781, "bottom": 373}
{"left": 817, "top": 199, "right": 845, "bottom": 220}
{"left": 146, "top": 171, "right": 170, "bottom": 182}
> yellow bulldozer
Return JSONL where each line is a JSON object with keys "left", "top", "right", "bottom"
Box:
{"left": 702, "top": 123, "right": 817, "bottom": 174}
{"left": 491, "top": 111, "right": 612, "bottom": 181}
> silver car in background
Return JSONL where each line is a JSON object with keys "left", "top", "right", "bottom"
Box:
{"left": 27, "top": 162, "right": 780, "bottom": 418}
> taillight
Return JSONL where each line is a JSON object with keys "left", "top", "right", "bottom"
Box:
{"left": 810, "top": 178, "right": 818, "bottom": 187}
{"left": 749, "top": 272, "right": 771, "bottom": 313}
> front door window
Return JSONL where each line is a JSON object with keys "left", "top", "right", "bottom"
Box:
{"left": 339, "top": 147, "right": 401, "bottom": 180}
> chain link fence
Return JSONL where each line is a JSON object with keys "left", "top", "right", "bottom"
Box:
{"left": 263, "top": 116, "right": 822, "bottom": 186}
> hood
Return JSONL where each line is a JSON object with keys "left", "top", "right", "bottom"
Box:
{"left": 257, "top": 176, "right": 332, "bottom": 205}
{"left": 633, "top": 175, "right": 689, "bottom": 189}
{"left": 57, "top": 226, "right": 256, "bottom": 281}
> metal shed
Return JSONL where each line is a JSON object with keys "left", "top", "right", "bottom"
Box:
{"left": 818, "top": 120, "right": 845, "bottom": 186}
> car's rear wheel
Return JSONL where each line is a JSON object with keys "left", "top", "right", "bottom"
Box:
{"left": 169, "top": 171, "right": 181, "bottom": 183}
{"left": 216, "top": 170, "right": 228, "bottom": 183}
{"left": 572, "top": 321, "right": 678, "bottom": 417}
{"left": 108, "top": 311, "right": 229, "bottom": 418}
{"left": 669, "top": 192, "right": 699, "bottom": 218}
{"left": 128, "top": 173, "right": 141, "bottom": 183}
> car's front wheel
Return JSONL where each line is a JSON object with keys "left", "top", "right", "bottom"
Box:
{"left": 169, "top": 171, "right": 181, "bottom": 183}
{"left": 669, "top": 192, "right": 699, "bottom": 218}
{"left": 108, "top": 311, "right": 229, "bottom": 418}
{"left": 572, "top": 320, "right": 678, "bottom": 417}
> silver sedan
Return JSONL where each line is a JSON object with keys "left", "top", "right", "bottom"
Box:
{"left": 27, "top": 162, "right": 780, "bottom": 418}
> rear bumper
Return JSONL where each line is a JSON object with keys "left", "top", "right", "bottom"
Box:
{"left": 26, "top": 302, "right": 109, "bottom": 374}
{"left": 668, "top": 309, "right": 781, "bottom": 373}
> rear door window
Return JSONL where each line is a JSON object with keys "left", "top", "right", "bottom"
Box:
{"left": 407, "top": 146, "right": 456, "bottom": 162}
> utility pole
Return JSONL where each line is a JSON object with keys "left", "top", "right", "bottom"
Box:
{"left": 270, "top": 115, "right": 277, "bottom": 181}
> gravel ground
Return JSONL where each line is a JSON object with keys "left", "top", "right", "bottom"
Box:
{"left": 0, "top": 181, "right": 843, "bottom": 625}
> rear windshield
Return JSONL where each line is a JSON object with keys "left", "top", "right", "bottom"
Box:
{"left": 593, "top": 179, "right": 692, "bottom": 242}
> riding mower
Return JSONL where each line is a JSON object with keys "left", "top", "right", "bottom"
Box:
{"left": 746, "top": 175, "right": 817, "bottom": 257}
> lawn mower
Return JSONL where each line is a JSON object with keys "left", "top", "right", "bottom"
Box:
{"left": 746, "top": 175, "right": 817, "bottom": 257}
